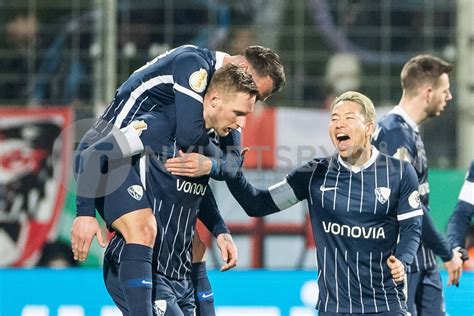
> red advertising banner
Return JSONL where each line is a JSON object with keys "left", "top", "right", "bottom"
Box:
{"left": 0, "top": 107, "right": 73, "bottom": 266}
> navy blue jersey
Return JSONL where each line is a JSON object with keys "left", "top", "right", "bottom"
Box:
{"left": 227, "top": 148, "right": 422, "bottom": 313}
{"left": 372, "top": 106, "right": 452, "bottom": 270}
{"left": 448, "top": 161, "right": 474, "bottom": 248}
{"left": 105, "top": 112, "right": 226, "bottom": 280}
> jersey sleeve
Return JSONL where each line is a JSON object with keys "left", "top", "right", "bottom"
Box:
{"left": 373, "top": 127, "right": 415, "bottom": 164}
{"left": 198, "top": 187, "right": 230, "bottom": 237}
{"left": 394, "top": 161, "right": 423, "bottom": 265}
{"left": 172, "top": 52, "right": 213, "bottom": 151}
{"left": 447, "top": 161, "right": 474, "bottom": 247}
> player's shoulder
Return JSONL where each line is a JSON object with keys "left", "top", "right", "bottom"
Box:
{"left": 173, "top": 45, "right": 215, "bottom": 66}
{"left": 377, "top": 151, "right": 415, "bottom": 173}
{"left": 377, "top": 113, "right": 412, "bottom": 135}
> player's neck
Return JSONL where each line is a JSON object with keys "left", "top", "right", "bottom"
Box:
{"left": 398, "top": 94, "right": 427, "bottom": 125}
{"left": 343, "top": 145, "right": 372, "bottom": 167}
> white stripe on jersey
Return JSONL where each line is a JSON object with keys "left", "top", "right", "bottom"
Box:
{"left": 335, "top": 248, "right": 339, "bottom": 312}
{"left": 391, "top": 278, "right": 403, "bottom": 310}
{"left": 321, "top": 158, "right": 332, "bottom": 208}
{"left": 120, "top": 124, "right": 145, "bottom": 157}
{"left": 117, "top": 241, "right": 125, "bottom": 262}
{"left": 379, "top": 253, "right": 390, "bottom": 311}
{"left": 173, "top": 83, "right": 204, "bottom": 103}
{"left": 370, "top": 252, "right": 378, "bottom": 313}
{"left": 268, "top": 179, "right": 300, "bottom": 210}
{"left": 323, "top": 247, "right": 329, "bottom": 312}
{"left": 421, "top": 246, "right": 427, "bottom": 269}
{"left": 345, "top": 250, "right": 352, "bottom": 313}
{"left": 373, "top": 159, "right": 378, "bottom": 214}
{"left": 346, "top": 169, "right": 352, "bottom": 212}
{"left": 177, "top": 208, "right": 193, "bottom": 277}
{"left": 164, "top": 206, "right": 184, "bottom": 275}
{"left": 333, "top": 164, "right": 341, "bottom": 211}
{"left": 459, "top": 180, "right": 474, "bottom": 205}
{"left": 139, "top": 155, "right": 147, "bottom": 190}
{"left": 156, "top": 204, "right": 175, "bottom": 270}
{"left": 104, "top": 99, "right": 124, "bottom": 131}
{"left": 359, "top": 170, "right": 364, "bottom": 213}
{"left": 114, "top": 75, "right": 174, "bottom": 128}
{"left": 385, "top": 156, "right": 390, "bottom": 214}
{"left": 308, "top": 163, "right": 318, "bottom": 205}
{"left": 104, "top": 234, "right": 118, "bottom": 256}
{"left": 397, "top": 208, "right": 423, "bottom": 221}
{"left": 356, "top": 252, "right": 365, "bottom": 313}
{"left": 129, "top": 96, "right": 149, "bottom": 122}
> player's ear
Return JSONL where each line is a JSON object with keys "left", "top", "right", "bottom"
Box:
{"left": 238, "top": 60, "right": 249, "bottom": 71}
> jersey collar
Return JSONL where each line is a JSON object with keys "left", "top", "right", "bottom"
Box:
{"left": 215, "top": 51, "right": 229, "bottom": 70}
{"left": 390, "top": 105, "right": 419, "bottom": 133}
{"left": 337, "top": 146, "right": 379, "bottom": 173}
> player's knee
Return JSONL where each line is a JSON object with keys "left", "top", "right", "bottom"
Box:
{"left": 114, "top": 209, "right": 157, "bottom": 247}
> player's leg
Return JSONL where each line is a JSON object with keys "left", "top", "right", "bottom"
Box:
{"left": 416, "top": 268, "right": 446, "bottom": 316}
{"left": 103, "top": 251, "right": 130, "bottom": 315}
{"left": 406, "top": 271, "right": 422, "bottom": 316}
{"left": 191, "top": 231, "right": 215, "bottom": 316}
{"left": 103, "top": 169, "right": 157, "bottom": 316}
{"left": 153, "top": 273, "right": 185, "bottom": 316}
{"left": 177, "top": 279, "right": 196, "bottom": 316}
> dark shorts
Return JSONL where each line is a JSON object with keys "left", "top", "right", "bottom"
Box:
{"left": 319, "top": 312, "right": 407, "bottom": 316}
{"left": 407, "top": 267, "right": 445, "bottom": 316}
{"left": 75, "top": 128, "right": 151, "bottom": 229}
{"left": 103, "top": 254, "right": 194, "bottom": 316}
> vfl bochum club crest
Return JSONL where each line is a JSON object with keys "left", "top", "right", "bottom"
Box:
{"left": 153, "top": 300, "right": 167, "bottom": 316}
{"left": 127, "top": 185, "right": 143, "bottom": 201}
{"left": 374, "top": 187, "right": 391, "bottom": 204}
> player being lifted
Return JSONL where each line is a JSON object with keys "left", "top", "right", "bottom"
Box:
{"left": 372, "top": 54, "right": 463, "bottom": 316}
{"left": 71, "top": 44, "right": 285, "bottom": 316}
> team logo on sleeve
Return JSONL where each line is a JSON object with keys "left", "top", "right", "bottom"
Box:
{"left": 374, "top": 187, "right": 391, "bottom": 204}
{"left": 189, "top": 68, "right": 208, "bottom": 93}
{"left": 408, "top": 190, "right": 421, "bottom": 208}
{"left": 131, "top": 120, "right": 148, "bottom": 136}
{"left": 153, "top": 300, "right": 167, "bottom": 316}
{"left": 127, "top": 185, "right": 144, "bottom": 201}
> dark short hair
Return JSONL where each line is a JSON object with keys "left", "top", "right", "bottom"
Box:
{"left": 401, "top": 54, "right": 453, "bottom": 96}
{"left": 208, "top": 63, "right": 259, "bottom": 98}
{"left": 243, "top": 46, "right": 286, "bottom": 94}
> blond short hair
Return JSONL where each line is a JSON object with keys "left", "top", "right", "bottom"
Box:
{"left": 331, "top": 91, "right": 376, "bottom": 124}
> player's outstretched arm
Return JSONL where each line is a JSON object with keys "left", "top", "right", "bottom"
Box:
{"left": 70, "top": 216, "right": 106, "bottom": 261}
{"left": 165, "top": 129, "right": 244, "bottom": 180}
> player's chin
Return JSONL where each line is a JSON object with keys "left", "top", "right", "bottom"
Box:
{"left": 217, "top": 128, "right": 231, "bottom": 137}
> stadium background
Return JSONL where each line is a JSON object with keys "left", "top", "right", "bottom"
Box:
{"left": 0, "top": 0, "right": 473, "bottom": 315}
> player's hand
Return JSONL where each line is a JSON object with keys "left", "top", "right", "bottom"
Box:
{"left": 454, "top": 246, "right": 469, "bottom": 262}
{"left": 216, "top": 233, "right": 238, "bottom": 272}
{"left": 165, "top": 150, "right": 212, "bottom": 177}
{"left": 387, "top": 255, "right": 405, "bottom": 283}
{"left": 240, "top": 147, "right": 249, "bottom": 161}
{"left": 71, "top": 216, "right": 106, "bottom": 262}
{"left": 444, "top": 249, "right": 463, "bottom": 287}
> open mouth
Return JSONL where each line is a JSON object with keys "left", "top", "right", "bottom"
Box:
{"left": 336, "top": 133, "right": 350, "bottom": 142}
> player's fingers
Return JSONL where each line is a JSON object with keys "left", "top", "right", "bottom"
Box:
{"left": 96, "top": 228, "right": 107, "bottom": 248}
{"left": 78, "top": 237, "right": 92, "bottom": 261}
